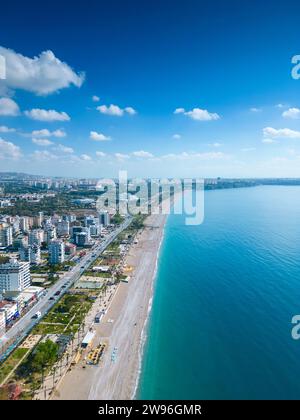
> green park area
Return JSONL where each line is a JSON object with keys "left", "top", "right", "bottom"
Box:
{"left": 0, "top": 290, "right": 98, "bottom": 399}
{"left": 30, "top": 261, "right": 76, "bottom": 288}
{"left": 32, "top": 293, "right": 94, "bottom": 335}
{"left": 0, "top": 339, "right": 59, "bottom": 399}
{"left": 106, "top": 241, "right": 121, "bottom": 253}
{"left": 0, "top": 348, "right": 29, "bottom": 386}
{"left": 11, "top": 340, "right": 59, "bottom": 399}
{"left": 83, "top": 270, "right": 112, "bottom": 278}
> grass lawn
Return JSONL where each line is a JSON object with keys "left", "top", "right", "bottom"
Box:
{"left": 9, "top": 339, "right": 60, "bottom": 398}
{"left": 83, "top": 270, "right": 112, "bottom": 278}
{"left": 107, "top": 242, "right": 120, "bottom": 251}
{"left": 31, "top": 293, "right": 93, "bottom": 335}
{"left": 0, "top": 348, "right": 29, "bottom": 385}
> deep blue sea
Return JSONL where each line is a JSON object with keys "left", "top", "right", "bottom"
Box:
{"left": 137, "top": 186, "right": 300, "bottom": 400}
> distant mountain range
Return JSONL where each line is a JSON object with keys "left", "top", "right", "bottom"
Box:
{"left": 1, "top": 172, "right": 300, "bottom": 185}
{"left": 0, "top": 172, "right": 42, "bottom": 179}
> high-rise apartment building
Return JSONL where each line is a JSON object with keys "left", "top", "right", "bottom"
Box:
{"left": 0, "top": 259, "right": 31, "bottom": 292}
{"left": 0, "top": 224, "right": 13, "bottom": 248}
{"left": 49, "top": 240, "right": 65, "bottom": 264}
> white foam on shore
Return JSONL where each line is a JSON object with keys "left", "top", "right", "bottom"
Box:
{"left": 131, "top": 218, "right": 167, "bottom": 400}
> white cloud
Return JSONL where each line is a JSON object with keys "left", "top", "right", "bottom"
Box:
{"left": 172, "top": 134, "right": 181, "bottom": 139}
{"left": 80, "top": 154, "right": 92, "bottom": 161}
{"left": 97, "top": 104, "right": 137, "bottom": 116}
{"left": 25, "top": 108, "right": 70, "bottom": 122}
{"left": 32, "top": 129, "right": 51, "bottom": 137}
{"left": 0, "top": 138, "right": 21, "bottom": 159}
{"left": 54, "top": 144, "right": 74, "bottom": 154}
{"left": 92, "top": 95, "right": 100, "bottom": 102}
{"left": 0, "top": 97, "right": 20, "bottom": 116}
{"left": 174, "top": 108, "right": 185, "bottom": 114}
{"left": 90, "top": 131, "right": 111, "bottom": 141}
{"left": 52, "top": 129, "right": 66, "bottom": 138}
{"left": 263, "top": 127, "right": 300, "bottom": 139}
{"left": 262, "top": 138, "right": 278, "bottom": 144}
{"left": 162, "top": 151, "right": 227, "bottom": 161}
{"left": 132, "top": 150, "right": 154, "bottom": 158}
{"left": 124, "top": 106, "right": 137, "bottom": 115}
{"left": 250, "top": 107, "right": 261, "bottom": 112}
{"left": 174, "top": 107, "right": 220, "bottom": 121}
{"left": 210, "top": 142, "right": 222, "bottom": 148}
{"left": 97, "top": 104, "right": 123, "bottom": 116}
{"left": 195, "top": 152, "right": 226, "bottom": 160}
{"left": 115, "top": 153, "right": 130, "bottom": 160}
{"left": 0, "top": 125, "right": 16, "bottom": 133}
{"left": 185, "top": 108, "right": 220, "bottom": 121}
{"left": 32, "top": 138, "right": 54, "bottom": 146}
{"left": 31, "top": 128, "right": 66, "bottom": 138}
{"left": 32, "top": 150, "right": 58, "bottom": 161}
{"left": 0, "top": 46, "right": 84, "bottom": 95}
{"left": 276, "top": 103, "right": 285, "bottom": 108}
{"left": 92, "top": 150, "right": 228, "bottom": 162}
{"left": 95, "top": 151, "right": 106, "bottom": 157}
{"left": 282, "top": 107, "right": 300, "bottom": 119}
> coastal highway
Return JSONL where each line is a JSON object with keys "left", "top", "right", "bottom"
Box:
{"left": 0, "top": 216, "right": 132, "bottom": 360}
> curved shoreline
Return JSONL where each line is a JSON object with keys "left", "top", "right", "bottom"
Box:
{"left": 131, "top": 218, "right": 167, "bottom": 400}
{"left": 53, "top": 214, "right": 167, "bottom": 400}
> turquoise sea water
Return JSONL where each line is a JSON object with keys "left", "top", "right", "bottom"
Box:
{"left": 138, "top": 186, "right": 300, "bottom": 400}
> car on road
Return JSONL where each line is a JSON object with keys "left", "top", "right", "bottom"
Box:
{"left": 54, "top": 291, "right": 61, "bottom": 296}
{"left": 32, "top": 311, "right": 42, "bottom": 319}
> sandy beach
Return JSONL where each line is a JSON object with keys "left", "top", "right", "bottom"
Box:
{"left": 53, "top": 214, "right": 167, "bottom": 400}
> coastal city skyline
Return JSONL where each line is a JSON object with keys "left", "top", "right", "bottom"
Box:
{"left": 1, "top": 1, "right": 300, "bottom": 178}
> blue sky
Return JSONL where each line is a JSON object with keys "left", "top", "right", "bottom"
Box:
{"left": 1, "top": 0, "right": 300, "bottom": 178}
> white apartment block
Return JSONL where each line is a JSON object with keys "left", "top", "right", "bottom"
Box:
{"left": 45, "top": 226, "right": 57, "bottom": 244}
{"left": 0, "top": 259, "right": 31, "bottom": 292}
{"left": 19, "top": 217, "right": 30, "bottom": 233}
{"left": 49, "top": 240, "right": 65, "bottom": 264}
{"left": 0, "top": 224, "right": 13, "bottom": 248}
{"left": 28, "top": 229, "right": 44, "bottom": 246}
{"left": 99, "top": 211, "right": 110, "bottom": 227}
{"left": 20, "top": 244, "right": 41, "bottom": 265}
